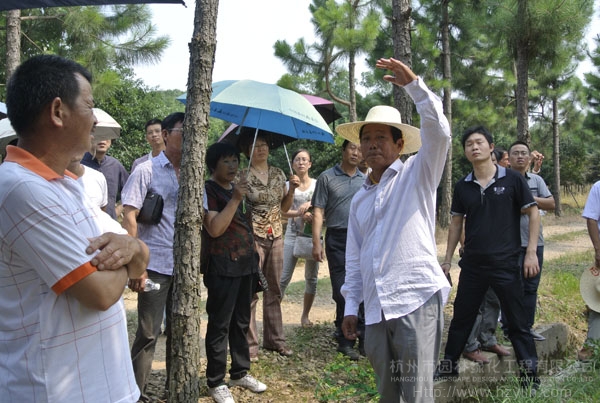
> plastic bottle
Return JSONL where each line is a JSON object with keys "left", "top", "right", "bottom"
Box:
{"left": 144, "top": 278, "right": 161, "bottom": 292}
{"left": 303, "top": 207, "right": 313, "bottom": 236}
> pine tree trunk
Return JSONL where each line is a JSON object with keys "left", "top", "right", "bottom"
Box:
{"left": 168, "top": 0, "right": 217, "bottom": 401}
{"left": 348, "top": 49, "right": 358, "bottom": 121}
{"left": 516, "top": 0, "right": 530, "bottom": 144}
{"left": 552, "top": 96, "right": 562, "bottom": 217}
{"left": 392, "top": 0, "right": 413, "bottom": 126}
{"left": 6, "top": 9, "right": 21, "bottom": 84}
{"left": 438, "top": 0, "right": 452, "bottom": 228}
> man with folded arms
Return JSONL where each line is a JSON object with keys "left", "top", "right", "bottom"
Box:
{"left": 0, "top": 55, "right": 149, "bottom": 403}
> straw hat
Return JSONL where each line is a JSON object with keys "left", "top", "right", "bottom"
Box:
{"left": 580, "top": 266, "right": 600, "bottom": 313}
{"left": 335, "top": 105, "right": 421, "bottom": 155}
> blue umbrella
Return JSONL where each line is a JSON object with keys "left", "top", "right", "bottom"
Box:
{"left": 177, "top": 80, "right": 334, "bottom": 144}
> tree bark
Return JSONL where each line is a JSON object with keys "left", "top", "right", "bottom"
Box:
{"left": 392, "top": 0, "right": 413, "bottom": 126}
{"left": 348, "top": 49, "right": 357, "bottom": 121}
{"left": 552, "top": 95, "right": 562, "bottom": 217}
{"left": 438, "top": 0, "right": 452, "bottom": 228}
{"left": 515, "top": 0, "right": 530, "bottom": 144}
{"left": 168, "top": 0, "right": 217, "bottom": 401}
{"left": 6, "top": 9, "right": 21, "bottom": 84}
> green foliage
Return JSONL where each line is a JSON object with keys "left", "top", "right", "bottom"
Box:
{"left": 315, "top": 353, "right": 378, "bottom": 402}
{"left": 93, "top": 69, "right": 185, "bottom": 170}
{"left": 0, "top": 5, "right": 169, "bottom": 100}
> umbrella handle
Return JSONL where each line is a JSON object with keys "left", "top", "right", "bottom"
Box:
{"left": 245, "top": 127, "right": 260, "bottom": 181}
{"left": 283, "top": 142, "right": 292, "bottom": 175}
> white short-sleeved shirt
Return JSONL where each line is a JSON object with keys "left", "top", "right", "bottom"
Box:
{"left": 79, "top": 164, "right": 109, "bottom": 209}
{"left": 583, "top": 181, "right": 600, "bottom": 232}
{"left": 0, "top": 146, "right": 139, "bottom": 403}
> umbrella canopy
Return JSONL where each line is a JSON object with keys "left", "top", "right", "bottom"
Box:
{"left": 0, "top": 0, "right": 184, "bottom": 11}
{"left": 92, "top": 108, "right": 121, "bottom": 142}
{"left": 218, "top": 124, "right": 296, "bottom": 150}
{"left": 0, "top": 102, "right": 6, "bottom": 118}
{"left": 301, "top": 94, "right": 342, "bottom": 124}
{"left": 0, "top": 108, "right": 120, "bottom": 158}
{"left": 0, "top": 118, "right": 17, "bottom": 159}
{"left": 177, "top": 80, "right": 334, "bottom": 144}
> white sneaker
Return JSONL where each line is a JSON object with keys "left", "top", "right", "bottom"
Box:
{"left": 229, "top": 374, "right": 267, "bottom": 393}
{"left": 208, "top": 384, "right": 235, "bottom": 403}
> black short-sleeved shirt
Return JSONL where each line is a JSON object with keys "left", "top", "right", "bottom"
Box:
{"left": 451, "top": 165, "right": 536, "bottom": 268}
{"left": 203, "top": 180, "right": 257, "bottom": 277}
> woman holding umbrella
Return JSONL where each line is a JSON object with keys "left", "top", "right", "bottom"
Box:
{"left": 280, "top": 149, "right": 319, "bottom": 327}
{"left": 239, "top": 131, "right": 299, "bottom": 359}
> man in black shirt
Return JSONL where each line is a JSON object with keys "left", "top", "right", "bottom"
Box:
{"left": 437, "top": 126, "right": 540, "bottom": 391}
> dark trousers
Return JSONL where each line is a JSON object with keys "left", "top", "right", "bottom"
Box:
{"left": 204, "top": 272, "right": 253, "bottom": 388}
{"left": 131, "top": 270, "right": 173, "bottom": 399}
{"left": 502, "top": 246, "right": 544, "bottom": 330}
{"left": 325, "top": 228, "right": 365, "bottom": 347}
{"left": 443, "top": 261, "right": 538, "bottom": 382}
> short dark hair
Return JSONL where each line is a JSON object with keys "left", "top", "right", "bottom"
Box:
{"left": 492, "top": 148, "right": 504, "bottom": 162}
{"left": 6, "top": 55, "right": 92, "bottom": 136}
{"left": 206, "top": 142, "right": 240, "bottom": 174}
{"left": 342, "top": 139, "right": 350, "bottom": 150}
{"left": 508, "top": 140, "right": 530, "bottom": 154}
{"left": 239, "top": 131, "right": 270, "bottom": 158}
{"left": 162, "top": 112, "right": 185, "bottom": 131}
{"left": 291, "top": 148, "right": 311, "bottom": 162}
{"left": 145, "top": 118, "right": 162, "bottom": 130}
{"left": 461, "top": 126, "right": 493, "bottom": 149}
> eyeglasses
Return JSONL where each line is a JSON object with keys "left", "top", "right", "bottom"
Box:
{"left": 169, "top": 128, "right": 184, "bottom": 135}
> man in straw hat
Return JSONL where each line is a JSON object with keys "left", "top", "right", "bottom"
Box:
{"left": 578, "top": 182, "right": 600, "bottom": 361}
{"left": 340, "top": 57, "right": 451, "bottom": 402}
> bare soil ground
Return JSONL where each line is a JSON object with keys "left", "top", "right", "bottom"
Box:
{"left": 124, "top": 212, "right": 592, "bottom": 402}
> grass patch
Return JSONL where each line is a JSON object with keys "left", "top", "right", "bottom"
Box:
{"left": 545, "top": 229, "right": 588, "bottom": 243}
{"left": 285, "top": 276, "right": 332, "bottom": 299}
{"left": 315, "top": 353, "right": 378, "bottom": 402}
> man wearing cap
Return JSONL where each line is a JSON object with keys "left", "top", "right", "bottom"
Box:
{"left": 340, "top": 58, "right": 451, "bottom": 402}
{"left": 578, "top": 183, "right": 600, "bottom": 361}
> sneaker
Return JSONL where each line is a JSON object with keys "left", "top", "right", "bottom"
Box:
{"left": 229, "top": 374, "right": 267, "bottom": 393}
{"left": 208, "top": 385, "right": 235, "bottom": 403}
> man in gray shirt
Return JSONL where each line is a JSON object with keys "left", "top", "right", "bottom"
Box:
{"left": 311, "top": 140, "right": 365, "bottom": 360}
{"left": 504, "top": 141, "right": 554, "bottom": 341}
{"left": 121, "top": 112, "right": 184, "bottom": 401}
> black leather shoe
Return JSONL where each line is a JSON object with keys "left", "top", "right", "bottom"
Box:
{"left": 337, "top": 345, "right": 360, "bottom": 361}
{"left": 434, "top": 360, "right": 458, "bottom": 381}
{"left": 530, "top": 329, "right": 546, "bottom": 341}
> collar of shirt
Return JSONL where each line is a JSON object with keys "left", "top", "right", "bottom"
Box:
{"left": 333, "top": 163, "right": 364, "bottom": 178}
{"left": 5, "top": 145, "right": 77, "bottom": 181}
